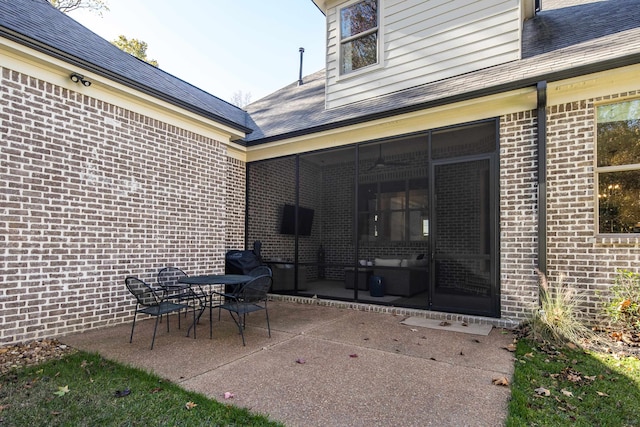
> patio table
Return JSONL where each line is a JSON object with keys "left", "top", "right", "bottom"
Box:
{"left": 179, "top": 274, "right": 253, "bottom": 338}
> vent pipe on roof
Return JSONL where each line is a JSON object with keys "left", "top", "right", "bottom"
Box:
{"left": 298, "top": 47, "right": 305, "bottom": 86}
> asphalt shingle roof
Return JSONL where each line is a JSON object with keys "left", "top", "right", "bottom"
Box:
{"left": 0, "top": 0, "right": 251, "bottom": 133}
{"left": 2, "top": 0, "right": 640, "bottom": 145}
{"left": 244, "top": 0, "right": 640, "bottom": 143}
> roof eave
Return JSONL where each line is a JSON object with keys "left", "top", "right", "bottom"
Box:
{"left": 0, "top": 26, "right": 253, "bottom": 135}
{"left": 245, "top": 52, "right": 640, "bottom": 146}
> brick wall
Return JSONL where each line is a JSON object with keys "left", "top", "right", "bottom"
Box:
{"left": 499, "top": 111, "right": 540, "bottom": 322}
{"left": 0, "top": 67, "right": 231, "bottom": 344}
{"left": 226, "top": 157, "right": 246, "bottom": 252}
{"left": 499, "top": 92, "right": 640, "bottom": 324}
{"left": 545, "top": 92, "right": 640, "bottom": 321}
{"left": 246, "top": 156, "right": 322, "bottom": 280}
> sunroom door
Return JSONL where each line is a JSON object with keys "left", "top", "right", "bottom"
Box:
{"left": 430, "top": 122, "right": 499, "bottom": 317}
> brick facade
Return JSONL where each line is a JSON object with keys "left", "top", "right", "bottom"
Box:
{"left": 3, "top": 61, "right": 639, "bottom": 344}
{"left": 545, "top": 92, "right": 640, "bottom": 321}
{"left": 0, "top": 67, "right": 240, "bottom": 344}
{"left": 499, "top": 111, "right": 540, "bottom": 322}
{"left": 498, "top": 92, "right": 640, "bottom": 324}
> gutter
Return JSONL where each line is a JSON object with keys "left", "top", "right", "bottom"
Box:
{"left": 0, "top": 27, "right": 254, "bottom": 135}
{"left": 537, "top": 81, "right": 547, "bottom": 275}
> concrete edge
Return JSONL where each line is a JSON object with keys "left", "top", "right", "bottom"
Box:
{"left": 268, "top": 294, "right": 521, "bottom": 330}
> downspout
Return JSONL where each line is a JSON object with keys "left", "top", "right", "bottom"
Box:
{"left": 537, "top": 81, "right": 547, "bottom": 275}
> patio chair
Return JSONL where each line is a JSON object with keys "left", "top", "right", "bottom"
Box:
{"left": 157, "top": 266, "right": 206, "bottom": 336}
{"left": 215, "top": 266, "right": 272, "bottom": 321}
{"left": 212, "top": 274, "right": 272, "bottom": 346}
{"left": 248, "top": 265, "right": 272, "bottom": 277}
{"left": 124, "top": 276, "right": 192, "bottom": 350}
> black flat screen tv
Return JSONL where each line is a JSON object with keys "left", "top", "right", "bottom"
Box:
{"left": 280, "top": 204, "right": 314, "bottom": 236}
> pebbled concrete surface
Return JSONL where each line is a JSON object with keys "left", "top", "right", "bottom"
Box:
{"left": 61, "top": 300, "right": 515, "bottom": 427}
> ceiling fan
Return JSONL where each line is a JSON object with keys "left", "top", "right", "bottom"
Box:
{"left": 367, "top": 145, "right": 409, "bottom": 171}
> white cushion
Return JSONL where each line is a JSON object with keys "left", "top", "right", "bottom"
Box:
{"left": 374, "top": 258, "right": 401, "bottom": 267}
{"left": 407, "top": 258, "right": 428, "bottom": 267}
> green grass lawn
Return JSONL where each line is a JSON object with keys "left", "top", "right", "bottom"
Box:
{"left": 506, "top": 339, "right": 640, "bottom": 426}
{"left": 3, "top": 340, "right": 639, "bottom": 426}
{"left": 0, "top": 351, "right": 282, "bottom": 427}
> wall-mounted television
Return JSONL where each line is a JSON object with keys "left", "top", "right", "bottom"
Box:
{"left": 280, "top": 204, "right": 314, "bottom": 236}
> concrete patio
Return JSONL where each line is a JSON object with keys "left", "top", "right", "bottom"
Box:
{"left": 61, "top": 300, "right": 515, "bottom": 426}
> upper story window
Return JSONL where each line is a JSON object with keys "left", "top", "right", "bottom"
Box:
{"left": 596, "top": 99, "right": 640, "bottom": 234}
{"left": 340, "top": 0, "right": 378, "bottom": 75}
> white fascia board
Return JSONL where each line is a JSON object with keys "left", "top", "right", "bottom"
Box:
{"left": 0, "top": 38, "right": 247, "bottom": 146}
{"left": 246, "top": 86, "right": 536, "bottom": 162}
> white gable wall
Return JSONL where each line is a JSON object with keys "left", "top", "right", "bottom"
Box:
{"left": 325, "top": 0, "right": 522, "bottom": 109}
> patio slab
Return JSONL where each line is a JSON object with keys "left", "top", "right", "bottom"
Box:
{"left": 60, "top": 300, "right": 515, "bottom": 426}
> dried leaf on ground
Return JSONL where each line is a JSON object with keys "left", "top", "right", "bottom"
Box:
{"left": 561, "top": 388, "right": 574, "bottom": 397}
{"left": 596, "top": 391, "right": 609, "bottom": 397}
{"left": 492, "top": 377, "right": 510, "bottom": 386}
{"left": 505, "top": 343, "right": 517, "bottom": 352}
{"left": 185, "top": 401, "right": 197, "bottom": 410}
{"left": 534, "top": 387, "right": 551, "bottom": 396}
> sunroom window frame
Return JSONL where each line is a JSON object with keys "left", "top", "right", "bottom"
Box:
{"left": 594, "top": 97, "right": 640, "bottom": 236}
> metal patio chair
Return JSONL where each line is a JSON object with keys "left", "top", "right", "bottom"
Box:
{"left": 157, "top": 266, "right": 206, "bottom": 336}
{"left": 124, "top": 276, "right": 192, "bottom": 350}
{"left": 248, "top": 265, "right": 272, "bottom": 277}
{"left": 212, "top": 274, "right": 272, "bottom": 346}
{"left": 214, "top": 265, "right": 272, "bottom": 321}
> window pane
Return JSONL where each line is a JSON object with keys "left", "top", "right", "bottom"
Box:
{"left": 408, "top": 188, "right": 427, "bottom": 209}
{"left": 409, "top": 210, "right": 428, "bottom": 241}
{"left": 380, "top": 190, "right": 405, "bottom": 210}
{"left": 597, "top": 100, "right": 640, "bottom": 167}
{"left": 598, "top": 170, "right": 640, "bottom": 233}
{"left": 358, "top": 212, "right": 378, "bottom": 241}
{"left": 341, "top": 33, "right": 378, "bottom": 73}
{"left": 340, "top": 0, "right": 377, "bottom": 39}
{"left": 390, "top": 211, "right": 405, "bottom": 240}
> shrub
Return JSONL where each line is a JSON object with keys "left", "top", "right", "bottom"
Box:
{"left": 603, "top": 269, "right": 640, "bottom": 331}
{"left": 527, "top": 269, "right": 593, "bottom": 347}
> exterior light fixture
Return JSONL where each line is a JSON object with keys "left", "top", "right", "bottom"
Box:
{"left": 70, "top": 73, "right": 91, "bottom": 87}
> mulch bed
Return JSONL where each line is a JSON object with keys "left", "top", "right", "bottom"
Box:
{"left": 0, "top": 339, "right": 77, "bottom": 375}
{"left": 587, "top": 328, "right": 640, "bottom": 358}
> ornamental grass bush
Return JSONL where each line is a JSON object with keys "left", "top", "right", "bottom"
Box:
{"left": 527, "top": 269, "right": 593, "bottom": 347}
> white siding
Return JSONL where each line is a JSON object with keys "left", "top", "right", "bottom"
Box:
{"left": 325, "top": 0, "right": 522, "bottom": 109}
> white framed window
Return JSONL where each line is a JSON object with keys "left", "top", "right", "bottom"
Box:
{"left": 595, "top": 98, "right": 640, "bottom": 234}
{"left": 339, "top": 0, "right": 378, "bottom": 75}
